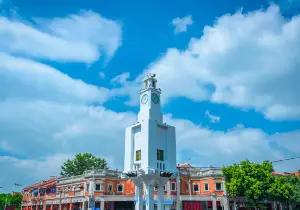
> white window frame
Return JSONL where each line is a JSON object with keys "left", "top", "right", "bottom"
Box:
{"left": 117, "top": 184, "right": 124, "bottom": 193}
{"left": 204, "top": 183, "right": 209, "bottom": 191}
{"left": 171, "top": 182, "right": 177, "bottom": 191}
{"left": 215, "top": 182, "right": 222, "bottom": 191}
{"left": 193, "top": 183, "right": 199, "bottom": 192}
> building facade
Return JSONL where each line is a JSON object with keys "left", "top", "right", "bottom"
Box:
{"left": 22, "top": 165, "right": 227, "bottom": 210}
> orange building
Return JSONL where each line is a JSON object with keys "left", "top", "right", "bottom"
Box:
{"left": 22, "top": 164, "right": 227, "bottom": 210}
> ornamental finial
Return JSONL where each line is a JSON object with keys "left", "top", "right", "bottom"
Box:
{"left": 143, "top": 73, "right": 157, "bottom": 89}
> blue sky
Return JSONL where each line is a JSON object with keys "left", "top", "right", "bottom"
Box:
{"left": 0, "top": 0, "right": 300, "bottom": 191}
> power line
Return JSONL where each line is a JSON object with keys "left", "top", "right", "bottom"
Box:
{"left": 271, "top": 156, "right": 300, "bottom": 163}
{"left": 179, "top": 156, "right": 300, "bottom": 168}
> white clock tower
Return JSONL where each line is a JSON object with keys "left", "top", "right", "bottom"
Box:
{"left": 124, "top": 74, "right": 176, "bottom": 210}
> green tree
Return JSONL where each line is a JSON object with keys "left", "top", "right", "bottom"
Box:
{"left": 222, "top": 160, "right": 274, "bottom": 206}
{"left": 0, "top": 193, "right": 22, "bottom": 210}
{"left": 223, "top": 160, "right": 300, "bottom": 208}
{"left": 268, "top": 175, "right": 300, "bottom": 208}
{"left": 61, "top": 153, "right": 108, "bottom": 176}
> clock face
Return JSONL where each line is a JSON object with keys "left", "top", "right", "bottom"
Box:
{"left": 151, "top": 93, "right": 160, "bottom": 104}
{"left": 141, "top": 94, "right": 148, "bottom": 104}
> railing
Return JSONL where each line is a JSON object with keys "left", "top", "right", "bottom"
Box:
{"left": 179, "top": 168, "right": 222, "bottom": 177}
{"left": 84, "top": 169, "right": 122, "bottom": 177}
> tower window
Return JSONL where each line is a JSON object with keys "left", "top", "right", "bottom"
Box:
{"left": 136, "top": 150, "right": 141, "bottom": 161}
{"left": 157, "top": 149, "right": 164, "bottom": 161}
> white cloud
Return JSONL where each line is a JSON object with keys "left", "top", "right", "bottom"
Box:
{"left": 0, "top": 154, "right": 69, "bottom": 192}
{"left": 122, "top": 5, "right": 300, "bottom": 120}
{"left": 0, "top": 4, "right": 299, "bottom": 193}
{"left": 0, "top": 11, "right": 121, "bottom": 63}
{"left": 0, "top": 53, "right": 110, "bottom": 104}
{"left": 168, "top": 116, "right": 300, "bottom": 171}
{"left": 171, "top": 15, "right": 193, "bottom": 33}
{"left": 1, "top": 105, "right": 298, "bottom": 191}
{"left": 111, "top": 72, "right": 131, "bottom": 85}
{"left": 0, "top": 8, "right": 126, "bottom": 189}
{"left": 205, "top": 110, "right": 221, "bottom": 123}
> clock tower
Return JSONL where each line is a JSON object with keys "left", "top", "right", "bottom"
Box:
{"left": 138, "top": 74, "right": 162, "bottom": 123}
{"left": 124, "top": 73, "right": 176, "bottom": 210}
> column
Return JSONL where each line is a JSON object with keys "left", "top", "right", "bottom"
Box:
{"left": 157, "top": 185, "right": 164, "bottom": 210}
{"left": 100, "top": 201, "right": 105, "bottom": 210}
{"left": 223, "top": 197, "right": 229, "bottom": 210}
{"left": 50, "top": 205, "right": 53, "bottom": 210}
{"left": 272, "top": 202, "right": 277, "bottom": 210}
{"left": 69, "top": 203, "right": 73, "bottom": 210}
{"left": 233, "top": 201, "right": 237, "bottom": 210}
{"left": 212, "top": 199, "right": 217, "bottom": 210}
{"left": 145, "top": 184, "right": 154, "bottom": 210}
{"left": 82, "top": 201, "right": 87, "bottom": 210}
{"left": 135, "top": 185, "right": 143, "bottom": 210}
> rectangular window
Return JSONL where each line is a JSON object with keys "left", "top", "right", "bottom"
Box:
{"left": 193, "top": 184, "right": 199, "bottom": 192}
{"left": 95, "top": 183, "right": 103, "bottom": 191}
{"left": 95, "top": 184, "right": 101, "bottom": 191}
{"left": 157, "top": 149, "right": 164, "bottom": 161}
{"left": 107, "top": 184, "right": 113, "bottom": 192}
{"left": 171, "top": 182, "right": 176, "bottom": 191}
{"left": 215, "top": 182, "right": 222, "bottom": 191}
{"left": 117, "top": 184, "right": 123, "bottom": 192}
{"left": 136, "top": 150, "right": 141, "bottom": 161}
{"left": 204, "top": 183, "right": 209, "bottom": 191}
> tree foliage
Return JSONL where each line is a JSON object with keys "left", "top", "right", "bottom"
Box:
{"left": 60, "top": 153, "right": 108, "bottom": 177}
{"left": 222, "top": 160, "right": 300, "bottom": 205}
{"left": 0, "top": 193, "right": 22, "bottom": 210}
